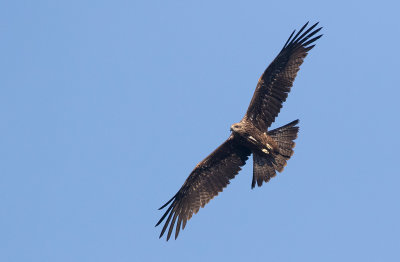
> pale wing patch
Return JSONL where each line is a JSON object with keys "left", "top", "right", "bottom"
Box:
{"left": 248, "top": 136, "right": 257, "bottom": 142}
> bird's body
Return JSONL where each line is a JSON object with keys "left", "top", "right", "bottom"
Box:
{"left": 156, "top": 22, "right": 323, "bottom": 240}
{"left": 230, "top": 120, "right": 278, "bottom": 155}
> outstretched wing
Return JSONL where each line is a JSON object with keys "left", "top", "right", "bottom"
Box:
{"left": 155, "top": 135, "right": 251, "bottom": 240}
{"left": 245, "top": 22, "right": 323, "bottom": 131}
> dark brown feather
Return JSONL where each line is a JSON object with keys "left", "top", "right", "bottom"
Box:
{"left": 252, "top": 120, "right": 300, "bottom": 188}
{"left": 155, "top": 135, "right": 251, "bottom": 240}
{"left": 245, "top": 22, "right": 322, "bottom": 131}
{"left": 252, "top": 153, "right": 277, "bottom": 188}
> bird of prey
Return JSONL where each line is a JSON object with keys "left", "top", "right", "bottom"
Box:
{"left": 156, "top": 22, "right": 322, "bottom": 240}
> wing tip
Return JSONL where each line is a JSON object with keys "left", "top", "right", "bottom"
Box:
{"left": 158, "top": 193, "right": 178, "bottom": 210}
{"left": 283, "top": 22, "right": 323, "bottom": 51}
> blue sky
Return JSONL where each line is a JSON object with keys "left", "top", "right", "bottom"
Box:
{"left": 1, "top": 1, "right": 399, "bottom": 261}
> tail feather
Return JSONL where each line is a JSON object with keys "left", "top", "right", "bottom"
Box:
{"left": 252, "top": 119, "right": 299, "bottom": 188}
{"left": 252, "top": 154, "right": 276, "bottom": 188}
{"left": 268, "top": 119, "right": 299, "bottom": 157}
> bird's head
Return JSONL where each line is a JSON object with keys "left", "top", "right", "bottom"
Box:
{"left": 230, "top": 123, "right": 242, "bottom": 133}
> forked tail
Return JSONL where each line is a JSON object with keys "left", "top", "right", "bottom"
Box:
{"left": 252, "top": 119, "right": 299, "bottom": 188}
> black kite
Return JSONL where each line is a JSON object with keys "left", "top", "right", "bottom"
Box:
{"left": 156, "top": 22, "right": 323, "bottom": 240}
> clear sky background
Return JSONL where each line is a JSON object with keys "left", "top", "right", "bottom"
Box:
{"left": 1, "top": 1, "right": 399, "bottom": 261}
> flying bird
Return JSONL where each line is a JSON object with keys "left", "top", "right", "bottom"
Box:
{"left": 156, "top": 22, "right": 322, "bottom": 240}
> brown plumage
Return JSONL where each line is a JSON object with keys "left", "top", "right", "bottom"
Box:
{"left": 156, "top": 22, "right": 323, "bottom": 240}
